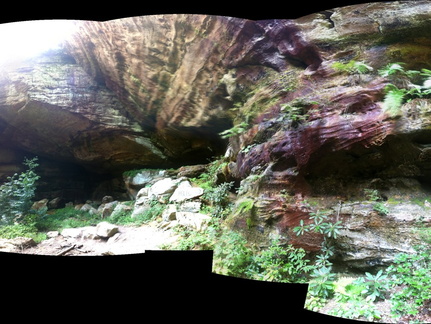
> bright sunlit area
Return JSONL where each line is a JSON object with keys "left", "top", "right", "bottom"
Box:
{"left": 0, "top": 20, "right": 78, "bottom": 67}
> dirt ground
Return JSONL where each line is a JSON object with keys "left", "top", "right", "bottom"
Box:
{"left": 20, "top": 222, "right": 180, "bottom": 256}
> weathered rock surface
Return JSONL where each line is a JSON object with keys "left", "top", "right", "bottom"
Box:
{"left": 95, "top": 222, "right": 119, "bottom": 238}
{"left": 330, "top": 202, "right": 431, "bottom": 270}
{"left": 169, "top": 180, "right": 204, "bottom": 202}
{"left": 176, "top": 212, "right": 211, "bottom": 232}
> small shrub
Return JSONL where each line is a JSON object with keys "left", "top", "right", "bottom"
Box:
{"left": 202, "top": 181, "right": 234, "bottom": 218}
{"left": 353, "top": 270, "right": 390, "bottom": 302}
{"left": 174, "top": 226, "right": 214, "bottom": 250}
{"left": 246, "top": 237, "right": 313, "bottom": 283}
{"left": 0, "top": 157, "right": 40, "bottom": 225}
{"left": 213, "top": 229, "right": 252, "bottom": 277}
{"left": 308, "top": 266, "right": 336, "bottom": 299}
{"left": 378, "top": 62, "right": 408, "bottom": 78}
{"left": 293, "top": 210, "right": 342, "bottom": 239}
{"left": 364, "top": 188, "right": 381, "bottom": 201}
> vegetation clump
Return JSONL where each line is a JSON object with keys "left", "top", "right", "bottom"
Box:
{"left": 0, "top": 157, "right": 40, "bottom": 225}
{"left": 332, "top": 60, "right": 374, "bottom": 75}
{"left": 379, "top": 63, "right": 431, "bottom": 116}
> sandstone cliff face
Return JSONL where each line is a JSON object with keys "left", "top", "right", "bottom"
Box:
{"left": 65, "top": 15, "right": 323, "bottom": 162}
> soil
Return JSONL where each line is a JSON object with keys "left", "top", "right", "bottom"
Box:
{"left": 19, "top": 222, "right": 180, "bottom": 256}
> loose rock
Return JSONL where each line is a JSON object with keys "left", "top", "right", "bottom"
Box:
{"left": 162, "top": 204, "right": 177, "bottom": 222}
{"left": 169, "top": 181, "right": 204, "bottom": 203}
{"left": 95, "top": 222, "right": 119, "bottom": 238}
{"left": 31, "top": 199, "right": 49, "bottom": 211}
{"left": 176, "top": 212, "right": 211, "bottom": 231}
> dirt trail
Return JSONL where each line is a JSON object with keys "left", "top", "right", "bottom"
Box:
{"left": 21, "top": 223, "right": 179, "bottom": 256}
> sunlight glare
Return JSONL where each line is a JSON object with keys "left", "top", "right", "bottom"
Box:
{"left": 0, "top": 20, "right": 77, "bottom": 66}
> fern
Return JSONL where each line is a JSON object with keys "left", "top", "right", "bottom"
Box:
{"left": 378, "top": 62, "right": 406, "bottom": 78}
{"left": 219, "top": 122, "right": 248, "bottom": 139}
{"left": 382, "top": 85, "right": 406, "bottom": 116}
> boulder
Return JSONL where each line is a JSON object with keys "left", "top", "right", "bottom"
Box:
{"left": 135, "top": 187, "right": 150, "bottom": 202}
{"left": 176, "top": 212, "right": 211, "bottom": 231}
{"left": 95, "top": 222, "right": 119, "bottom": 238}
{"left": 177, "top": 164, "right": 208, "bottom": 178}
{"left": 48, "top": 197, "right": 64, "bottom": 209}
{"left": 169, "top": 181, "right": 204, "bottom": 203}
{"left": 98, "top": 200, "right": 119, "bottom": 218}
{"left": 46, "top": 231, "right": 59, "bottom": 238}
{"left": 162, "top": 204, "right": 177, "bottom": 222}
{"left": 80, "top": 203, "right": 98, "bottom": 215}
{"left": 124, "top": 169, "right": 167, "bottom": 199}
{"left": 148, "top": 178, "right": 179, "bottom": 198}
{"left": 179, "top": 201, "right": 202, "bottom": 213}
{"left": 31, "top": 199, "right": 49, "bottom": 211}
{"left": 110, "top": 203, "right": 133, "bottom": 219}
{"left": 0, "top": 237, "right": 36, "bottom": 252}
{"left": 81, "top": 227, "right": 99, "bottom": 240}
{"left": 61, "top": 227, "right": 84, "bottom": 239}
{"left": 101, "top": 196, "right": 114, "bottom": 204}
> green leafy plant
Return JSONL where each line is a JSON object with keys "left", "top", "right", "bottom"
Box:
{"left": 293, "top": 210, "right": 342, "bottom": 239}
{"left": 382, "top": 85, "right": 406, "bottom": 116}
{"left": 173, "top": 226, "right": 214, "bottom": 250}
{"left": 308, "top": 266, "right": 336, "bottom": 298}
{"left": 379, "top": 63, "right": 431, "bottom": 116}
{"left": 190, "top": 158, "right": 226, "bottom": 190}
{"left": 327, "top": 275, "right": 384, "bottom": 321}
{"left": 364, "top": 188, "right": 381, "bottom": 201}
{"left": 213, "top": 229, "right": 253, "bottom": 277}
{"left": 278, "top": 98, "right": 319, "bottom": 129}
{"left": 219, "top": 122, "right": 249, "bottom": 139}
{"left": 373, "top": 202, "right": 389, "bottom": 215}
{"left": 387, "top": 248, "right": 431, "bottom": 319}
{"left": 329, "top": 297, "right": 382, "bottom": 322}
{"left": 133, "top": 199, "right": 166, "bottom": 224}
{"left": 332, "top": 60, "right": 373, "bottom": 75}
{"left": 202, "top": 181, "right": 234, "bottom": 218}
{"left": 246, "top": 237, "right": 313, "bottom": 283}
{"left": 0, "top": 222, "right": 46, "bottom": 243}
{"left": 0, "top": 157, "right": 40, "bottom": 225}
{"left": 379, "top": 62, "right": 408, "bottom": 78}
{"left": 353, "top": 270, "right": 390, "bottom": 302}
